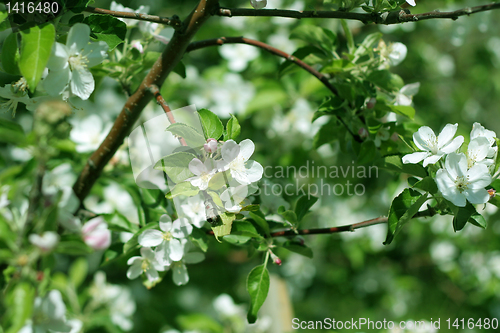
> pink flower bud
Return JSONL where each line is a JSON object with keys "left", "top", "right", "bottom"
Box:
{"left": 358, "top": 128, "right": 369, "bottom": 139}
{"left": 204, "top": 138, "right": 218, "bottom": 153}
{"left": 488, "top": 188, "right": 496, "bottom": 199}
{"left": 270, "top": 251, "right": 282, "bottom": 265}
{"left": 367, "top": 97, "right": 377, "bottom": 109}
{"left": 82, "top": 217, "right": 111, "bottom": 250}
{"left": 131, "top": 40, "right": 144, "bottom": 54}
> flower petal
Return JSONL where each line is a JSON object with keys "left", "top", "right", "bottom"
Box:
{"left": 437, "top": 123, "right": 458, "bottom": 149}
{"left": 464, "top": 188, "right": 490, "bottom": 205}
{"left": 444, "top": 153, "right": 467, "bottom": 179}
{"left": 127, "top": 261, "right": 142, "bottom": 279}
{"left": 70, "top": 68, "right": 95, "bottom": 100}
{"left": 46, "top": 43, "right": 70, "bottom": 71}
{"left": 413, "top": 126, "right": 436, "bottom": 152}
{"left": 402, "top": 152, "right": 429, "bottom": 164}
{"left": 67, "top": 23, "right": 91, "bottom": 54}
{"left": 244, "top": 160, "right": 263, "bottom": 183}
{"left": 221, "top": 140, "right": 240, "bottom": 162}
{"left": 168, "top": 238, "right": 184, "bottom": 261}
{"left": 239, "top": 139, "right": 255, "bottom": 161}
{"left": 188, "top": 158, "right": 205, "bottom": 176}
{"left": 138, "top": 230, "right": 163, "bottom": 247}
{"left": 172, "top": 263, "right": 189, "bottom": 286}
{"left": 440, "top": 136, "right": 464, "bottom": 154}
{"left": 423, "top": 154, "right": 442, "bottom": 167}
{"left": 467, "top": 164, "right": 492, "bottom": 189}
{"left": 43, "top": 67, "right": 71, "bottom": 96}
{"left": 84, "top": 41, "right": 108, "bottom": 67}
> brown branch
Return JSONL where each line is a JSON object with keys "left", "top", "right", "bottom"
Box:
{"left": 148, "top": 84, "right": 188, "bottom": 146}
{"left": 187, "top": 36, "right": 338, "bottom": 97}
{"left": 186, "top": 37, "right": 366, "bottom": 142}
{"left": 84, "top": 6, "right": 182, "bottom": 29}
{"left": 73, "top": 0, "right": 219, "bottom": 203}
{"left": 216, "top": 2, "right": 500, "bottom": 25}
{"left": 269, "top": 216, "right": 388, "bottom": 237}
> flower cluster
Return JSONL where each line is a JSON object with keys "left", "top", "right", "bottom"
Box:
{"left": 127, "top": 215, "right": 204, "bottom": 286}
{"left": 186, "top": 138, "right": 263, "bottom": 214}
{"left": 403, "top": 123, "right": 497, "bottom": 207}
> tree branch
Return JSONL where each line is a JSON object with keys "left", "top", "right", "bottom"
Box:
{"left": 187, "top": 36, "right": 338, "bottom": 96}
{"left": 84, "top": 6, "right": 182, "bottom": 29}
{"left": 187, "top": 36, "right": 364, "bottom": 142}
{"left": 216, "top": 2, "right": 500, "bottom": 25}
{"left": 73, "top": 0, "right": 219, "bottom": 203}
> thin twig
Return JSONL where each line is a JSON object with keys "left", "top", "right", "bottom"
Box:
{"left": 187, "top": 36, "right": 363, "bottom": 142}
{"left": 216, "top": 2, "right": 500, "bottom": 25}
{"left": 84, "top": 6, "right": 182, "bottom": 29}
{"left": 148, "top": 84, "right": 188, "bottom": 146}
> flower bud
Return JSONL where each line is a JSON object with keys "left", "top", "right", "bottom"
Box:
{"left": 270, "top": 251, "right": 282, "bottom": 265}
{"left": 82, "top": 217, "right": 111, "bottom": 250}
{"left": 358, "top": 127, "right": 369, "bottom": 139}
{"left": 250, "top": 0, "right": 267, "bottom": 9}
{"left": 204, "top": 138, "right": 218, "bottom": 153}
{"left": 488, "top": 188, "right": 496, "bottom": 199}
{"left": 366, "top": 97, "right": 377, "bottom": 109}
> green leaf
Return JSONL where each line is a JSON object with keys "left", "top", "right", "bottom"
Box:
{"left": 55, "top": 240, "right": 93, "bottom": 255}
{"left": 384, "top": 188, "right": 428, "bottom": 244}
{"left": 1, "top": 33, "right": 20, "bottom": 75}
{"left": 380, "top": 155, "right": 427, "bottom": 178}
{"left": 212, "top": 212, "right": 236, "bottom": 241}
{"left": 412, "top": 176, "right": 438, "bottom": 194}
{"left": 19, "top": 24, "right": 55, "bottom": 92}
{"left": 83, "top": 15, "right": 126, "bottom": 50}
{"left": 154, "top": 152, "right": 196, "bottom": 183}
{"left": 5, "top": 283, "right": 35, "bottom": 333}
{"left": 354, "top": 32, "right": 382, "bottom": 59}
{"left": 248, "top": 212, "right": 270, "bottom": 237}
{"left": 224, "top": 114, "right": 241, "bottom": 141}
{"left": 278, "top": 207, "right": 298, "bottom": 224}
{"left": 391, "top": 105, "right": 415, "bottom": 119}
{"left": 190, "top": 228, "right": 208, "bottom": 252}
{"left": 279, "top": 46, "right": 331, "bottom": 77}
{"left": 247, "top": 264, "right": 270, "bottom": 324}
{"left": 453, "top": 203, "right": 487, "bottom": 231}
{"left": 198, "top": 108, "right": 223, "bottom": 140}
{"left": 208, "top": 172, "right": 228, "bottom": 190}
{"left": 357, "top": 140, "right": 377, "bottom": 165}
{"left": 177, "top": 314, "right": 223, "bottom": 333}
{"left": 166, "top": 123, "right": 206, "bottom": 147}
{"left": 0, "top": 118, "right": 25, "bottom": 144}
{"left": 367, "top": 70, "right": 404, "bottom": 92}
{"left": 290, "top": 25, "right": 336, "bottom": 54}
{"left": 103, "top": 213, "right": 139, "bottom": 233}
{"left": 295, "top": 195, "right": 318, "bottom": 222}
{"left": 69, "top": 257, "right": 88, "bottom": 288}
{"left": 166, "top": 181, "right": 199, "bottom": 199}
{"left": 281, "top": 241, "right": 313, "bottom": 258}
{"left": 173, "top": 60, "right": 186, "bottom": 78}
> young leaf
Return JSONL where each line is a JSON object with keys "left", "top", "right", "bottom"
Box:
{"left": 154, "top": 152, "right": 196, "bottom": 183}
{"left": 83, "top": 14, "right": 126, "bottom": 50}
{"left": 224, "top": 114, "right": 241, "bottom": 141}
{"left": 212, "top": 212, "right": 236, "bottom": 241}
{"left": 290, "top": 25, "right": 336, "bottom": 54}
{"left": 384, "top": 188, "right": 428, "bottom": 244}
{"left": 281, "top": 241, "right": 313, "bottom": 258}
{"left": 247, "top": 264, "right": 270, "bottom": 324}
{"left": 295, "top": 195, "right": 318, "bottom": 222}
{"left": 19, "top": 23, "right": 55, "bottom": 92}
{"left": 249, "top": 211, "right": 270, "bottom": 237}
{"left": 166, "top": 123, "right": 206, "bottom": 147}
{"left": 1, "top": 33, "right": 20, "bottom": 75}
{"left": 198, "top": 109, "right": 223, "bottom": 140}
{"left": 166, "top": 181, "right": 199, "bottom": 199}
{"left": 69, "top": 257, "right": 88, "bottom": 288}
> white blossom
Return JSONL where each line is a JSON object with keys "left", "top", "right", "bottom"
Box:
{"left": 220, "top": 184, "right": 258, "bottom": 213}
{"left": 466, "top": 137, "right": 492, "bottom": 169}
{"left": 44, "top": 23, "right": 108, "bottom": 100}
{"left": 186, "top": 158, "right": 217, "bottom": 191}
{"left": 180, "top": 196, "right": 207, "bottom": 228}
{"left": 171, "top": 252, "right": 205, "bottom": 286}
{"left": 402, "top": 124, "right": 464, "bottom": 167}
{"left": 219, "top": 44, "right": 259, "bottom": 72}
{"left": 138, "top": 215, "right": 191, "bottom": 265}
{"left": 217, "top": 139, "right": 263, "bottom": 185}
{"left": 110, "top": 1, "right": 149, "bottom": 27}
{"left": 470, "top": 122, "right": 497, "bottom": 158}
{"left": 127, "top": 247, "right": 166, "bottom": 282}
{"left": 378, "top": 40, "right": 407, "bottom": 67}
{"left": 29, "top": 232, "right": 59, "bottom": 252}
{"left": 19, "top": 290, "right": 72, "bottom": 333}
{"left": 395, "top": 82, "right": 420, "bottom": 106}
{"left": 406, "top": 0, "right": 416, "bottom": 6}
{"left": 435, "top": 153, "right": 492, "bottom": 207}
{"left": 70, "top": 114, "right": 111, "bottom": 153}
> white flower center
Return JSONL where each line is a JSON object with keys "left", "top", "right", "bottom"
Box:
{"left": 228, "top": 156, "right": 245, "bottom": 173}
{"left": 425, "top": 134, "right": 438, "bottom": 154}
{"left": 162, "top": 231, "right": 172, "bottom": 241}
{"left": 455, "top": 175, "right": 470, "bottom": 193}
{"left": 69, "top": 53, "right": 89, "bottom": 71}
{"left": 141, "top": 259, "right": 151, "bottom": 272}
